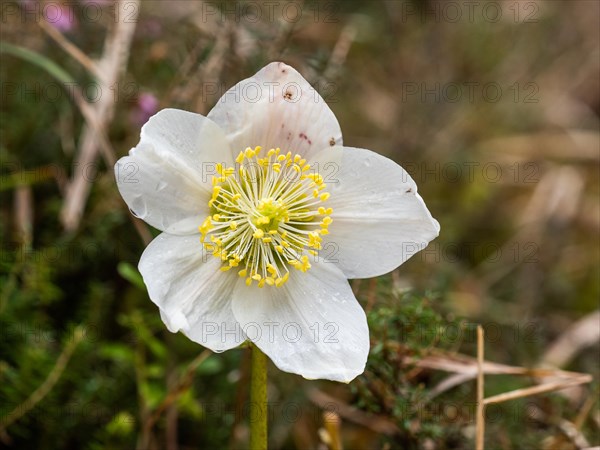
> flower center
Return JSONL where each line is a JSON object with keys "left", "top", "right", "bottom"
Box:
{"left": 199, "top": 146, "right": 333, "bottom": 288}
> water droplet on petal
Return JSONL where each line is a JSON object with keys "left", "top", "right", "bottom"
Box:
{"left": 130, "top": 207, "right": 142, "bottom": 218}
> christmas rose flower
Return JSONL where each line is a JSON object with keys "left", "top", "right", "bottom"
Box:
{"left": 115, "top": 62, "right": 439, "bottom": 382}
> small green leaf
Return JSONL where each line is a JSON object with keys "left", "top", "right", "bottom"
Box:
{"left": 117, "top": 262, "right": 146, "bottom": 291}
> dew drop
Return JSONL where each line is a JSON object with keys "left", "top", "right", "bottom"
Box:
{"left": 130, "top": 199, "right": 147, "bottom": 218}
{"left": 129, "top": 207, "right": 142, "bottom": 218}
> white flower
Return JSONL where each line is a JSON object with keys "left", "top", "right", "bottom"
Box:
{"left": 115, "top": 62, "right": 439, "bottom": 382}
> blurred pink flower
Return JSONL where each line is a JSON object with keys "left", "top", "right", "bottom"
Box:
{"left": 130, "top": 93, "right": 159, "bottom": 127}
{"left": 44, "top": 3, "right": 77, "bottom": 32}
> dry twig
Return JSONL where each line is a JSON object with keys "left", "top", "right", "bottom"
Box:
{"left": 60, "top": 0, "right": 140, "bottom": 232}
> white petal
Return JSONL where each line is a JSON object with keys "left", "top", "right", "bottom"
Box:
{"left": 208, "top": 62, "right": 342, "bottom": 160}
{"left": 139, "top": 233, "right": 245, "bottom": 352}
{"left": 231, "top": 261, "right": 369, "bottom": 382}
{"left": 115, "top": 109, "right": 232, "bottom": 234}
{"left": 313, "top": 147, "right": 440, "bottom": 279}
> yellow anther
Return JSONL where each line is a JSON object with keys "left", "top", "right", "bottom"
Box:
{"left": 320, "top": 192, "right": 330, "bottom": 201}
{"left": 308, "top": 231, "right": 322, "bottom": 249}
{"left": 229, "top": 221, "right": 238, "bottom": 230}
{"left": 252, "top": 274, "right": 262, "bottom": 281}
{"left": 262, "top": 237, "right": 272, "bottom": 243}
{"left": 256, "top": 216, "right": 270, "bottom": 225}
{"left": 265, "top": 277, "right": 275, "bottom": 286}
{"left": 299, "top": 255, "right": 311, "bottom": 272}
{"left": 246, "top": 277, "right": 252, "bottom": 286}
{"left": 307, "top": 173, "right": 323, "bottom": 184}
{"left": 236, "top": 151, "right": 245, "bottom": 163}
{"left": 253, "top": 229, "right": 265, "bottom": 239}
{"left": 238, "top": 269, "right": 248, "bottom": 277}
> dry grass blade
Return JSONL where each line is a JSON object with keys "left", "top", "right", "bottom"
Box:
{"left": 37, "top": 19, "right": 101, "bottom": 78}
{"left": 483, "top": 377, "right": 592, "bottom": 406}
{"left": 542, "top": 310, "right": 600, "bottom": 368}
{"left": 427, "top": 372, "right": 476, "bottom": 400}
{"left": 528, "top": 404, "right": 591, "bottom": 449}
{"left": 407, "top": 350, "right": 592, "bottom": 380}
{"left": 476, "top": 326, "right": 485, "bottom": 450}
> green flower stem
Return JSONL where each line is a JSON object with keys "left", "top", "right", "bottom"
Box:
{"left": 250, "top": 343, "right": 268, "bottom": 450}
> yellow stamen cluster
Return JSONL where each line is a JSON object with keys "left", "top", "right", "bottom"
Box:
{"left": 199, "top": 146, "right": 333, "bottom": 288}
